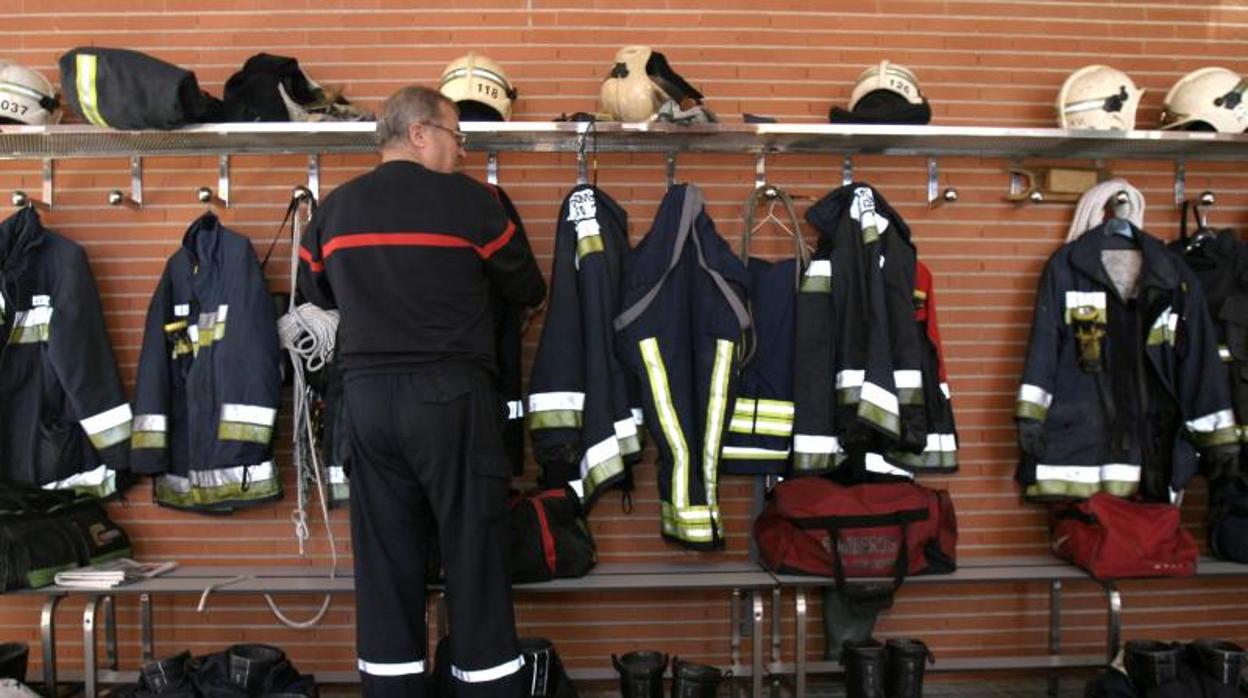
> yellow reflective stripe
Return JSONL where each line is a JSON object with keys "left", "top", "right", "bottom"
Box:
{"left": 132, "top": 431, "right": 167, "bottom": 449}
{"left": 753, "top": 418, "right": 793, "bottom": 437}
{"left": 639, "top": 338, "right": 690, "bottom": 510}
{"left": 76, "top": 54, "right": 109, "bottom": 127}
{"left": 576, "top": 234, "right": 604, "bottom": 260}
{"left": 728, "top": 417, "right": 754, "bottom": 434}
{"left": 701, "top": 340, "right": 733, "bottom": 514}
{"left": 218, "top": 422, "right": 272, "bottom": 445}
{"left": 754, "top": 399, "right": 794, "bottom": 418}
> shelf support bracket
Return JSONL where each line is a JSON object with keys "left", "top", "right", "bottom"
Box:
{"left": 307, "top": 154, "right": 320, "bottom": 201}
{"left": 1173, "top": 160, "right": 1186, "bottom": 208}
{"left": 217, "top": 154, "right": 231, "bottom": 209}
{"left": 129, "top": 156, "right": 143, "bottom": 206}
{"left": 41, "top": 158, "right": 53, "bottom": 210}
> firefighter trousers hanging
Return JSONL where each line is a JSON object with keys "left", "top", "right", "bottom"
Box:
{"left": 345, "top": 366, "right": 524, "bottom": 698}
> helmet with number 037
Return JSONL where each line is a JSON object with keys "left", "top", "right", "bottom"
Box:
{"left": 439, "top": 52, "right": 517, "bottom": 122}
{"left": 1160, "top": 66, "right": 1248, "bottom": 133}
{"left": 849, "top": 60, "right": 924, "bottom": 109}
{"left": 1056, "top": 65, "right": 1143, "bottom": 130}
{"left": 0, "top": 61, "right": 61, "bottom": 125}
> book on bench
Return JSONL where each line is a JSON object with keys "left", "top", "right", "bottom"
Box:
{"left": 53, "top": 559, "right": 179, "bottom": 589}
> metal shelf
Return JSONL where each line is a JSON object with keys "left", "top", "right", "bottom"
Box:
{"left": 0, "top": 122, "right": 1245, "bottom": 161}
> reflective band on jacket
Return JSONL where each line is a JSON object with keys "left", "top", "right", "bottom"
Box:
{"left": 43, "top": 465, "right": 117, "bottom": 498}
{"left": 527, "top": 392, "right": 585, "bottom": 429}
{"left": 1015, "top": 383, "right": 1053, "bottom": 421}
{"left": 699, "top": 339, "right": 733, "bottom": 516}
{"left": 358, "top": 658, "right": 426, "bottom": 677}
{"left": 76, "top": 54, "right": 109, "bottom": 127}
{"left": 451, "top": 655, "right": 525, "bottom": 683}
{"left": 639, "top": 338, "right": 690, "bottom": 509}
{"left": 81, "top": 403, "right": 133, "bottom": 449}
{"left": 219, "top": 403, "right": 278, "bottom": 444}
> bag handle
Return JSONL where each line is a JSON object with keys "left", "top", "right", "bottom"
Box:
{"left": 825, "top": 513, "right": 911, "bottom": 605}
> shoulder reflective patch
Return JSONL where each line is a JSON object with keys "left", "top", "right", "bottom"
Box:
{"left": 566, "top": 188, "right": 598, "bottom": 222}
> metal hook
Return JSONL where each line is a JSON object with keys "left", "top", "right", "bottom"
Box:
{"left": 665, "top": 152, "right": 677, "bottom": 189}
{"left": 841, "top": 155, "right": 853, "bottom": 187}
{"left": 754, "top": 153, "right": 767, "bottom": 191}
{"left": 486, "top": 151, "right": 499, "bottom": 186}
{"left": 928, "top": 158, "right": 957, "bottom": 208}
{"left": 1195, "top": 190, "right": 1216, "bottom": 229}
{"left": 108, "top": 157, "right": 143, "bottom": 208}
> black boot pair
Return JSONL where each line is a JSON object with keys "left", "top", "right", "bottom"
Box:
{"left": 1124, "top": 639, "right": 1246, "bottom": 690}
{"left": 841, "top": 638, "right": 933, "bottom": 698}
{"left": 611, "top": 651, "right": 725, "bottom": 698}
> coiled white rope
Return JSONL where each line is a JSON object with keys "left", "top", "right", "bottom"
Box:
{"left": 1067, "top": 178, "right": 1145, "bottom": 242}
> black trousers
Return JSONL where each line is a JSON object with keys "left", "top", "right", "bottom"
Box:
{"left": 345, "top": 368, "right": 522, "bottom": 697}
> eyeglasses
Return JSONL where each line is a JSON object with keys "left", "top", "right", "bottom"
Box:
{"left": 421, "top": 121, "right": 467, "bottom": 147}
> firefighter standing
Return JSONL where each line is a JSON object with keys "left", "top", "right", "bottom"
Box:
{"left": 298, "top": 86, "right": 546, "bottom": 697}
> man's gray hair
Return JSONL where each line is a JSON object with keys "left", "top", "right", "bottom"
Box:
{"left": 376, "top": 86, "right": 454, "bottom": 147}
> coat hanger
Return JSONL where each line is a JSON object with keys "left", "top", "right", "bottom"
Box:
{"left": 748, "top": 185, "right": 813, "bottom": 255}
{"left": 1182, "top": 191, "right": 1218, "bottom": 254}
{"left": 1103, "top": 190, "right": 1136, "bottom": 243}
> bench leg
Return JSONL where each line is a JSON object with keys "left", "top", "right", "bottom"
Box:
{"left": 795, "top": 589, "right": 807, "bottom": 698}
{"left": 730, "top": 588, "right": 742, "bottom": 677}
{"left": 752, "top": 591, "right": 763, "bottom": 698}
{"left": 1105, "top": 582, "right": 1122, "bottom": 662}
{"left": 83, "top": 597, "right": 99, "bottom": 698}
{"left": 103, "top": 595, "right": 117, "bottom": 671}
{"left": 1047, "top": 579, "right": 1061, "bottom": 697}
{"left": 40, "top": 596, "right": 60, "bottom": 696}
{"left": 140, "top": 593, "right": 154, "bottom": 663}
{"left": 769, "top": 587, "right": 782, "bottom": 675}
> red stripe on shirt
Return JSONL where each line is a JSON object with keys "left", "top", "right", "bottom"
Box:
{"left": 318, "top": 229, "right": 515, "bottom": 261}
{"left": 298, "top": 245, "right": 324, "bottom": 273}
{"left": 477, "top": 218, "right": 516, "bottom": 260}
{"left": 321, "top": 232, "right": 476, "bottom": 260}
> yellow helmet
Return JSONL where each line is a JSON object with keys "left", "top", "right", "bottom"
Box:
{"left": 1161, "top": 67, "right": 1247, "bottom": 133}
{"left": 439, "top": 52, "right": 517, "bottom": 121}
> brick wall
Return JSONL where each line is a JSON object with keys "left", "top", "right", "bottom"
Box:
{"left": 0, "top": 0, "right": 1245, "bottom": 684}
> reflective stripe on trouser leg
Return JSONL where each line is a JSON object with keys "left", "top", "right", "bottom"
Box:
{"left": 344, "top": 376, "right": 433, "bottom": 698}
{"left": 414, "top": 372, "right": 522, "bottom": 696}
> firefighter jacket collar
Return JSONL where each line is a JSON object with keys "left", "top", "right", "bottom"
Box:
{"left": 805, "top": 181, "right": 914, "bottom": 246}
{"left": 0, "top": 206, "right": 46, "bottom": 277}
{"left": 181, "top": 212, "right": 225, "bottom": 268}
{"left": 1067, "top": 221, "right": 1181, "bottom": 299}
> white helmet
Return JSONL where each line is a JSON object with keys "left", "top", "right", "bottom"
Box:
{"left": 1160, "top": 67, "right": 1247, "bottom": 133}
{"left": 599, "top": 46, "right": 667, "bottom": 122}
{"left": 0, "top": 61, "right": 60, "bottom": 125}
{"left": 439, "top": 52, "right": 517, "bottom": 121}
{"left": 849, "top": 60, "right": 924, "bottom": 109}
{"left": 1057, "top": 65, "right": 1143, "bottom": 130}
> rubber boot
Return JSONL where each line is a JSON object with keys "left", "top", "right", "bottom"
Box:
{"left": 1124, "top": 640, "right": 1181, "bottom": 691}
{"left": 226, "top": 644, "right": 286, "bottom": 693}
{"left": 841, "top": 639, "right": 886, "bottom": 698}
{"left": 1191, "top": 639, "right": 1247, "bottom": 685}
{"left": 884, "top": 638, "right": 934, "bottom": 698}
{"left": 670, "top": 657, "right": 723, "bottom": 698}
{"left": 612, "top": 651, "right": 668, "bottom": 698}
{"left": 138, "top": 651, "right": 196, "bottom": 696}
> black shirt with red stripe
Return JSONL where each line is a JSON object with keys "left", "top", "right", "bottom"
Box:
{"left": 298, "top": 160, "right": 546, "bottom": 375}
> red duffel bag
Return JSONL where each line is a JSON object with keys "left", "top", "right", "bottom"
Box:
{"left": 1050, "top": 492, "right": 1197, "bottom": 580}
{"left": 754, "top": 479, "right": 957, "bottom": 604}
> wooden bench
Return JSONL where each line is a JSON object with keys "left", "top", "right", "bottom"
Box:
{"left": 30, "top": 561, "right": 778, "bottom": 698}
{"left": 768, "top": 556, "right": 1129, "bottom": 698}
